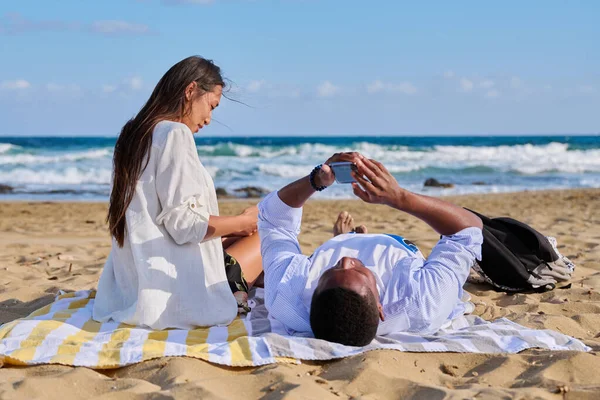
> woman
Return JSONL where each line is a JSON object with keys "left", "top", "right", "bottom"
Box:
{"left": 93, "top": 56, "right": 263, "bottom": 330}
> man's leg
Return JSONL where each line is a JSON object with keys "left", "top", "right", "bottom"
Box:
{"left": 333, "top": 211, "right": 368, "bottom": 237}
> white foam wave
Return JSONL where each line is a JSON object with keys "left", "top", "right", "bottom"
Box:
{"left": 258, "top": 164, "right": 308, "bottom": 178}
{"left": 348, "top": 142, "right": 600, "bottom": 174}
{"left": 218, "top": 142, "right": 600, "bottom": 175}
{"left": 197, "top": 141, "right": 600, "bottom": 173}
{"left": 0, "top": 143, "right": 19, "bottom": 154}
{"left": 2, "top": 141, "right": 599, "bottom": 199}
{"left": 255, "top": 162, "right": 421, "bottom": 178}
{"left": 0, "top": 148, "right": 112, "bottom": 165}
{"left": 423, "top": 143, "right": 600, "bottom": 174}
{"left": 0, "top": 167, "right": 112, "bottom": 185}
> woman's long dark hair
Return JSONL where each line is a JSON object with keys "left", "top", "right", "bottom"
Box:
{"left": 108, "top": 56, "right": 225, "bottom": 246}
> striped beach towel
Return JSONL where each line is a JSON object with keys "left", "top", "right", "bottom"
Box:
{"left": 0, "top": 288, "right": 590, "bottom": 368}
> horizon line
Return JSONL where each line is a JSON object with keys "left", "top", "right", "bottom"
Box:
{"left": 1, "top": 132, "right": 599, "bottom": 139}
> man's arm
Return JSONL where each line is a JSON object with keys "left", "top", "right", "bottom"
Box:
{"left": 277, "top": 152, "right": 362, "bottom": 208}
{"left": 352, "top": 156, "right": 482, "bottom": 234}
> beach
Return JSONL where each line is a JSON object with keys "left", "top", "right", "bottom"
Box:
{"left": 1, "top": 188, "right": 599, "bottom": 399}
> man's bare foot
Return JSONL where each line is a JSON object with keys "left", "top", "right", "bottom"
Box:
{"left": 333, "top": 211, "right": 354, "bottom": 236}
{"left": 353, "top": 225, "right": 368, "bottom": 234}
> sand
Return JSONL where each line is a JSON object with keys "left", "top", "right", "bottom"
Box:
{"left": 0, "top": 189, "right": 599, "bottom": 399}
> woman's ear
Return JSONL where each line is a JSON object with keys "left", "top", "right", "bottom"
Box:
{"left": 185, "top": 81, "right": 197, "bottom": 101}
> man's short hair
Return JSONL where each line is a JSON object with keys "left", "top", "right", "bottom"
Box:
{"left": 309, "top": 287, "right": 379, "bottom": 347}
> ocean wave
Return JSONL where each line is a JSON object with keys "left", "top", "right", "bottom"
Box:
{"left": 193, "top": 141, "right": 600, "bottom": 173}
{"left": 0, "top": 148, "right": 112, "bottom": 165}
{"left": 0, "top": 143, "right": 19, "bottom": 154}
{"left": 0, "top": 167, "right": 112, "bottom": 185}
{"left": 197, "top": 142, "right": 338, "bottom": 158}
{"left": 257, "top": 164, "right": 308, "bottom": 177}
{"left": 360, "top": 142, "right": 600, "bottom": 174}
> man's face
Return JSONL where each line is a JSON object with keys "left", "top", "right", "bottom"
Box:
{"left": 315, "top": 257, "right": 385, "bottom": 321}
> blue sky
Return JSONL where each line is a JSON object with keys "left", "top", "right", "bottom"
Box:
{"left": 0, "top": 0, "right": 598, "bottom": 136}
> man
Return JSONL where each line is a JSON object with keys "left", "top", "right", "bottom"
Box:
{"left": 257, "top": 152, "right": 483, "bottom": 347}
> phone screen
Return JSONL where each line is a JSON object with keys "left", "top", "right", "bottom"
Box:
{"left": 330, "top": 162, "right": 357, "bottom": 184}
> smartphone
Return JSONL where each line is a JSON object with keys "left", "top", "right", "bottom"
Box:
{"left": 330, "top": 162, "right": 358, "bottom": 184}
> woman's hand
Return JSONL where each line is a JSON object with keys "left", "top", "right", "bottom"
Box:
{"left": 232, "top": 205, "right": 258, "bottom": 237}
{"left": 351, "top": 157, "right": 408, "bottom": 208}
{"left": 315, "top": 152, "right": 363, "bottom": 188}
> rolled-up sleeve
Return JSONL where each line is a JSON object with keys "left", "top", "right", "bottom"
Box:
{"left": 155, "top": 128, "right": 210, "bottom": 245}
{"left": 406, "top": 227, "right": 483, "bottom": 333}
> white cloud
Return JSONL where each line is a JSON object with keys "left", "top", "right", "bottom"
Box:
{"left": 366, "top": 80, "right": 385, "bottom": 94}
{"left": 317, "top": 81, "right": 340, "bottom": 97}
{"left": 367, "top": 80, "right": 417, "bottom": 95}
{"left": 393, "top": 82, "right": 418, "bottom": 95}
{"left": 102, "top": 84, "right": 117, "bottom": 93}
{"left": 90, "top": 20, "right": 151, "bottom": 35}
{"left": 459, "top": 78, "right": 474, "bottom": 92}
{"left": 125, "top": 76, "right": 143, "bottom": 90}
{"left": 510, "top": 77, "right": 522, "bottom": 89}
{"left": 479, "top": 80, "right": 495, "bottom": 89}
{"left": 247, "top": 80, "right": 265, "bottom": 93}
{"left": 485, "top": 89, "right": 500, "bottom": 98}
{"left": 443, "top": 70, "right": 455, "bottom": 79}
{"left": 0, "top": 79, "right": 31, "bottom": 90}
{"left": 578, "top": 85, "right": 596, "bottom": 94}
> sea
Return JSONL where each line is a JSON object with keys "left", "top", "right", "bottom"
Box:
{"left": 0, "top": 135, "right": 599, "bottom": 201}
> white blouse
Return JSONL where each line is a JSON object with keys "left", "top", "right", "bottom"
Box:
{"left": 93, "top": 121, "right": 238, "bottom": 329}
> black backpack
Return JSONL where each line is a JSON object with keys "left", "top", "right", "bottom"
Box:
{"left": 467, "top": 209, "right": 575, "bottom": 292}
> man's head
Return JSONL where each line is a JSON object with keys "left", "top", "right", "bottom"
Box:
{"left": 310, "top": 257, "right": 384, "bottom": 347}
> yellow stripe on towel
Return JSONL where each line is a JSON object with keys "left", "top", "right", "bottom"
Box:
{"left": 227, "top": 318, "right": 252, "bottom": 365}
{"left": 96, "top": 323, "right": 131, "bottom": 368}
{"left": 229, "top": 336, "right": 253, "bottom": 366}
{"left": 67, "top": 298, "right": 93, "bottom": 310}
{"left": 186, "top": 328, "right": 210, "bottom": 359}
{"left": 142, "top": 330, "right": 169, "bottom": 361}
{"left": 28, "top": 304, "right": 53, "bottom": 318}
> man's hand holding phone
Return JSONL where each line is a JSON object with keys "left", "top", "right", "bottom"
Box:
{"left": 313, "top": 152, "right": 361, "bottom": 188}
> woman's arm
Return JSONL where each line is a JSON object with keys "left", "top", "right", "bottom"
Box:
{"left": 205, "top": 207, "right": 257, "bottom": 240}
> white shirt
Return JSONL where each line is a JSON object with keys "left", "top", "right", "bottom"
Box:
{"left": 93, "top": 121, "right": 237, "bottom": 330}
{"left": 258, "top": 191, "right": 483, "bottom": 337}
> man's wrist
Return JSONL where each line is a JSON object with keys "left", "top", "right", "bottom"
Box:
{"left": 314, "top": 173, "right": 328, "bottom": 189}
{"left": 387, "top": 189, "right": 411, "bottom": 211}
{"left": 309, "top": 165, "right": 327, "bottom": 191}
